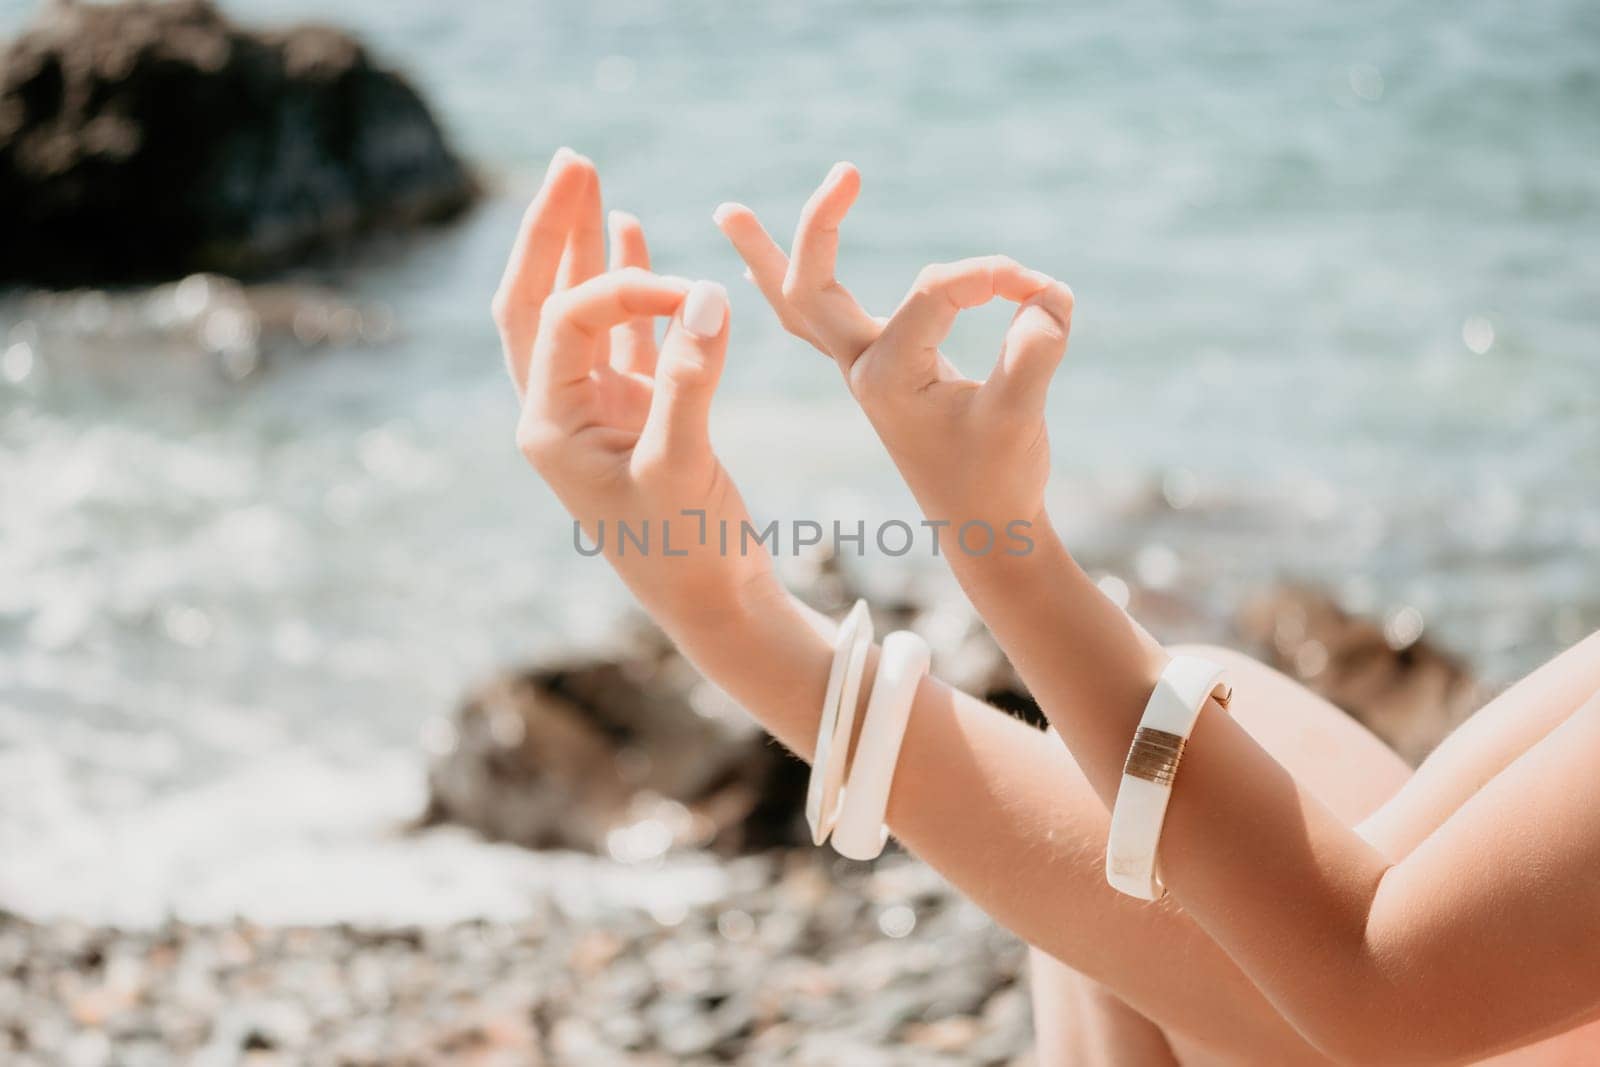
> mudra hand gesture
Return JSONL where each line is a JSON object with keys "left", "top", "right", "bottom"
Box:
{"left": 493, "top": 148, "right": 783, "bottom": 640}
{"left": 715, "top": 162, "right": 1077, "bottom": 546}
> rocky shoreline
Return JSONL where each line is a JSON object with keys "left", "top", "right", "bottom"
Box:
{"left": 0, "top": 853, "right": 1033, "bottom": 1066}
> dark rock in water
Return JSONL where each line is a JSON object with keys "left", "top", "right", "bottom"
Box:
{"left": 1237, "top": 585, "right": 1484, "bottom": 764}
{"left": 0, "top": 0, "right": 478, "bottom": 287}
{"left": 419, "top": 628, "right": 811, "bottom": 857}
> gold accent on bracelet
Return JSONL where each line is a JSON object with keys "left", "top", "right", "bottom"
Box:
{"left": 1123, "top": 727, "right": 1187, "bottom": 786}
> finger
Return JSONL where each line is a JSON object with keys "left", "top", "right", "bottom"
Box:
{"left": 636, "top": 280, "right": 729, "bottom": 466}
{"left": 865, "top": 256, "right": 1059, "bottom": 396}
{"left": 784, "top": 162, "right": 880, "bottom": 360}
{"left": 530, "top": 269, "right": 691, "bottom": 397}
{"left": 983, "top": 283, "right": 1075, "bottom": 416}
{"left": 607, "top": 209, "right": 652, "bottom": 272}
{"left": 881, "top": 256, "right": 1056, "bottom": 353}
{"left": 491, "top": 148, "right": 592, "bottom": 394}
{"left": 712, "top": 202, "right": 821, "bottom": 348}
{"left": 558, "top": 165, "right": 607, "bottom": 290}
{"left": 608, "top": 210, "right": 659, "bottom": 375}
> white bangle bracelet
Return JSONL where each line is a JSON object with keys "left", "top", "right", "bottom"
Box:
{"left": 831, "top": 630, "right": 930, "bottom": 861}
{"left": 806, "top": 599, "right": 873, "bottom": 846}
{"left": 1105, "top": 655, "right": 1232, "bottom": 900}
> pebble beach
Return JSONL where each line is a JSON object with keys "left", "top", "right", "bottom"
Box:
{"left": 0, "top": 855, "right": 1032, "bottom": 1066}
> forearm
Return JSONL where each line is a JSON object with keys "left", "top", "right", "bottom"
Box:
{"left": 941, "top": 515, "right": 1168, "bottom": 806}
{"left": 947, "top": 524, "right": 1405, "bottom": 1043}
{"left": 666, "top": 584, "right": 1343, "bottom": 1061}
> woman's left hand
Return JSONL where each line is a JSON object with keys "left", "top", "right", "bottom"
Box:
{"left": 495, "top": 149, "right": 784, "bottom": 639}
{"left": 715, "top": 163, "right": 1075, "bottom": 556}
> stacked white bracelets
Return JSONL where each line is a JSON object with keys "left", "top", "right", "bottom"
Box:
{"left": 806, "top": 601, "right": 930, "bottom": 860}
{"left": 832, "top": 630, "right": 930, "bottom": 859}
{"left": 806, "top": 600, "right": 873, "bottom": 846}
{"left": 1105, "top": 655, "right": 1232, "bottom": 900}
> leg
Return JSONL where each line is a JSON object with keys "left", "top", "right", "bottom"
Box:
{"left": 1029, "top": 644, "right": 1412, "bottom": 1066}
{"left": 1360, "top": 629, "right": 1600, "bottom": 856}
{"left": 1031, "top": 949, "right": 1179, "bottom": 1066}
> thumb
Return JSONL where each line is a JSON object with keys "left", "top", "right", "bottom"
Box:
{"left": 636, "top": 280, "right": 730, "bottom": 466}
{"left": 984, "top": 285, "right": 1073, "bottom": 417}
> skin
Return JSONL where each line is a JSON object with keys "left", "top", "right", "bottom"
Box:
{"left": 496, "top": 149, "right": 1600, "bottom": 1065}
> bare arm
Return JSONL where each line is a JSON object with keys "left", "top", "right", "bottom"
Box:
{"left": 495, "top": 150, "right": 1362, "bottom": 1061}
{"left": 677, "top": 587, "right": 1343, "bottom": 1060}
{"left": 719, "top": 162, "right": 1600, "bottom": 1063}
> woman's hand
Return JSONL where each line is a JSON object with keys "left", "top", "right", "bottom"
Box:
{"left": 494, "top": 149, "right": 781, "bottom": 639}
{"left": 714, "top": 163, "right": 1075, "bottom": 554}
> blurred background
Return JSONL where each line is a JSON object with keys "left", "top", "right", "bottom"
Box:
{"left": 1, "top": 0, "right": 1597, "bottom": 1062}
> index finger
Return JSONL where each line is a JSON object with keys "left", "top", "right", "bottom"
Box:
{"left": 879, "top": 256, "right": 1060, "bottom": 355}
{"left": 529, "top": 269, "right": 692, "bottom": 395}
{"left": 784, "top": 163, "right": 880, "bottom": 360}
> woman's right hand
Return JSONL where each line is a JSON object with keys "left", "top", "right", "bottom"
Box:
{"left": 715, "top": 163, "right": 1075, "bottom": 558}
{"left": 494, "top": 149, "right": 784, "bottom": 640}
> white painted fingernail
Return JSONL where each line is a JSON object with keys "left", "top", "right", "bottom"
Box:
{"left": 712, "top": 203, "right": 739, "bottom": 226}
{"left": 682, "top": 281, "right": 728, "bottom": 339}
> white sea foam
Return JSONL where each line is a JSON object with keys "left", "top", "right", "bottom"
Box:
{"left": 0, "top": 749, "right": 729, "bottom": 928}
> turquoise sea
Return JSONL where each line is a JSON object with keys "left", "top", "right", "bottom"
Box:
{"left": 1, "top": 0, "right": 1596, "bottom": 921}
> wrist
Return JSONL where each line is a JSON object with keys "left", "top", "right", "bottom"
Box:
{"left": 941, "top": 512, "right": 1170, "bottom": 744}
{"left": 942, "top": 506, "right": 1071, "bottom": 593}
{"left": 667, "top": 576, "right": 837, "bottom": 757}
{"left": 663, "top": 566, "right": 801, "bottom": 662}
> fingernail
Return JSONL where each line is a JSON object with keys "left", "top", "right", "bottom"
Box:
{"left": 827, "top": 161, "right": 848, "bottom": 182}
{"left": 682, "top": 281, "right": 728, "bottom": 339}
{"left": 712, "top": 203, "right": 740, "bottom": 226}
{"left": 608, "top": 209, "right": 637, "bottom": 230}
